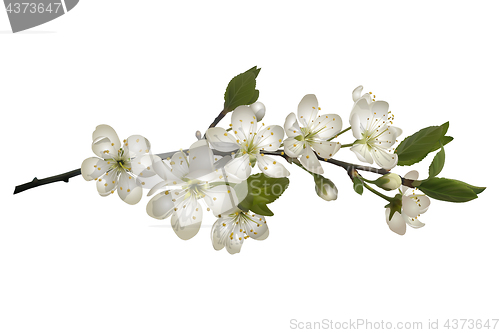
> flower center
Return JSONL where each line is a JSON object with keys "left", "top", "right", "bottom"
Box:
{"left": 182, "top": 179, "right": 209, "bottom": 199}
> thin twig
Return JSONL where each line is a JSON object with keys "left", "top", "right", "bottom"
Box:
{"left": 13, "top": 169, "right": 82, "bottom": 195}
{"left": 261, "top": 149, "right": 389, "bottom": 175}
{"left": 14, "top": 146, "right": 412, "bottom": 195}
{"left": 203, "top": 109, "right": 229, "bottom": 138}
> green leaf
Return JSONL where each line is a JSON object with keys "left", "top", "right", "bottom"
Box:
{"left": 352, "top": 177, "right": 363, "bottom": 195}
{"left": 244, "top": 66, "right": 261, "bottom": 78}
{"left": 248, "top": 89, "right": 259, "bottom": 105}
{"left": 429, "top": 136, "right": 453, "bottom": 153}
{"left": 396, "top": 122, "right": 449, "bottom": 166}
{"left": 417, "top": 177, "right": 482, "bottom": 202}
{"left": 237, "top": 173, "right": 289, "bottom": 216}
{"left": 439, "top": 121, "right": 449, "bottom": 136}
{"left": 223, "top": 66, "right": 260, "bottom": 112}
{"left": 452, "top": 180, "right": 486, "bottom": 195}
{"left": 248, "top": 196, "right": 274, "bottom": 216}
{"left": 428, "top": 143, "right": 445, "bottom": 178}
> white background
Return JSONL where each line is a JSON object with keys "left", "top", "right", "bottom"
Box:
{"left": 1, "top": 1, "right": 498, "bottom": 332}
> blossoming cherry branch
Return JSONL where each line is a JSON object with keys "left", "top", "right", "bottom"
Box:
{"left": 13, "top": 66, "right": 485, "bottom": 254}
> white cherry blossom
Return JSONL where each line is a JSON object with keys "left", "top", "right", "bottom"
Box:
{"left": 206, "top": 104, "right": 289, "bottom": 179}
{"left": 349, "top": 86, "right": 402, "bottom": 170}
{"left": 283, "top": 94, "right": 342, "bottom": 174}
{"left": 81, "top": 125, "right": 155, "bottom": 205}
{"left": 211, "top": 208, "right": 269, "bottom": 254}
{"left": 386, "top": 171, "right": 431, "bottom": 235}
{"left": 146, "top": 140, "right": 244, "bottom": 240}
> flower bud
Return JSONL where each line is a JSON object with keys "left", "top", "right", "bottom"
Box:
{"left": 375, "top": 173, "right": 402, "bottom": 191}
{"left": 250, "top": 101, "right": 266, "bottom": 122}
{"left": 314, "top": 175, "right": 338, "bottom": 201}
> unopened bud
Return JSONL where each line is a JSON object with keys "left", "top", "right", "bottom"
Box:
{"left": 195, "top": 130, "right": 202, "bottom": 140}
{"left": 314, "top": 174, "right": 338, "bottom": 201}
{"left": 375, "top": 173, "right": 402, "bottom": 191}
{"left": 250, "top": 101, "right": 266, "bottom": 122}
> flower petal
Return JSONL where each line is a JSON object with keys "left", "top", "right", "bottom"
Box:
{"left": 371, "top": 101, "right": 389, "bottom": 117}
{"left": 310, "top": 140, "right": 341, "bottom": 160}
{"left": 244, "top": 214, "right": 269, "bottom": 240}
{"left": 352, "top": 85, "right": 364, "bottom": 102}
{"left": 186, "top": 140, "right": 216, "bottom": 179}
{"left": 203, "top": 185, "right": 241, "bottom": 216}
{"left": 173, "top": 195, "right": 203, "bottom": 232}
{"left": 349, "top": 98, "right": 371, "bottom": 126}
{"left": 299, "top": 144, "right": 324, "bottom": 174}
{"left": 151, "top": 155, "right": 178, "bottom": 181}
{"left": 117, "top": 173, "right": 143, "bottom": 205}
{"left": 370, "top": 128, "right": 399, "bottom": 148}
{"left": 402, "top": 212, "right": 425, "bottom": 229}
{"left": 91, "top": 136, "right": 118, "bottom": 159}
{"left": 372, "top": 146, "right": 398, "bottom": 170}
{"left": 147, "top": 180, "right": 169, "bottom": 197}
{"left": 284, "top": 112, "right": 302, "bottom": 137}
{"left": 297, "top": 94, "right": 319, "bottom": 127}
{"left": 211, "top": 217, "right": 232, "bottom": 251}
{"left": 206, "top": 127, "right": 240, "bottom": 152}
{"left": 171, "top": 198, "right": 203, "bottom": 240}
{"left": 350, "top": 114, "right": 363, "bottom": 140}
{"left": 389, "top": 126, "right": 402, "bottom": 138}
{"left": 256, "top": 155, "right": 290, "bottom": 178}
{"left": 255, "top": 125, "right": 284, "bottom": 151}
{"left": 92, "top": 125, "right": 121, "bottom": 148}
{"left": 146, "top": 190, "right": 175, "bottom": 219}
{"left": 124, "top": 135, "right": 151, "bottom": 159}
{"left": 402, "top": 170, "right": 419, "bottom": 194}
{"left": 131, "top": 153, "right": 157, "bottom": 178}
{"left": 403, "top": 194, "right": 431, "bottom": 217}
{"left": 171, "top": 211, "right": 202, "bottom": 240}
{"left": 283, "top": 137, "right": 304, "bottom": 158}
{"left": 226, "top": 231, "right": 244, "bottom": 254}
{"left": 385, "top": 209, "right": 406, "bottom": 235}
{"left": 311, "top": 114, "right": 343, "bottom": 140}
{"left": 224, "top": 154, "right": 251, "bottom": 181}
{"left": 350, "top": 144, "right": 374, "bottom": 164}
{"left": 231, "top": 106, "right": 258, "bottom": 143}
{"left": 81, "top": 157, "right": 106, "bottom": 181}
{"left": 250, "top": 101, "right": 266, "bottom": 122}
{"left": 96, "top": 168, "right": 119, "bottom": 196}
{"left": 170, "top": 151, "right": 190, "bottom": 178}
